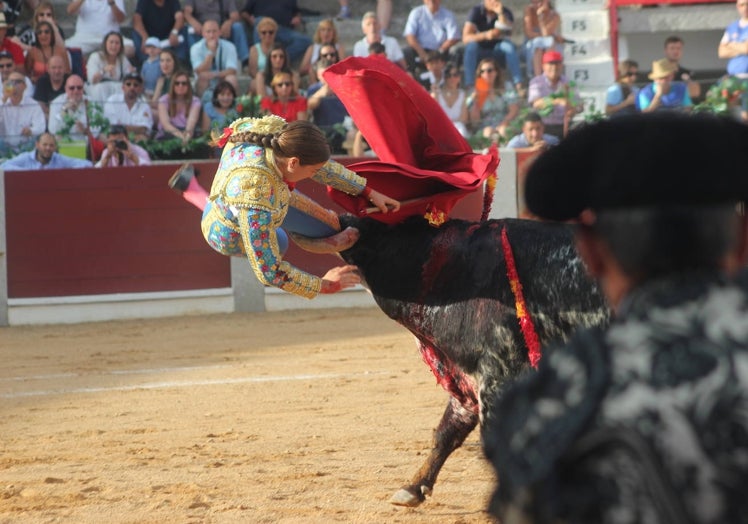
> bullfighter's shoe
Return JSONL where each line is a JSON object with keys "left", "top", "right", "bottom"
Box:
{"left": 169, "top": 163, "right": 208, "bottom": 211}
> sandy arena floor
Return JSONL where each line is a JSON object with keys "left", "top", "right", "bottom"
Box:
{"left": 1, "top": 307, "right": 496, "bottom": 523}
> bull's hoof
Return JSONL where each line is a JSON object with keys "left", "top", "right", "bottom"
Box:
{"left": 389, "top": 485, "right": 431, "bottom": 507}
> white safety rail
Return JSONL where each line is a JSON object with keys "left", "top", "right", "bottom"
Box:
{"left": 556, "top": 0, "right": 615, "bottom": 122}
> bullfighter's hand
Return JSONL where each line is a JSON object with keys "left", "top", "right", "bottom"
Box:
{"left": 320, "top": 265, "right": 361, "bottom": 294}
{"left": 368, "top": 189, "right": 400, "bottom": 214}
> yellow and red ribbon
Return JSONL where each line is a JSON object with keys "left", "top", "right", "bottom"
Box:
{"left": 501, "top": 225, "right": 542, "bottom": 368}
{"left": 215, "top": 127, "right": 233, "bottom": 148}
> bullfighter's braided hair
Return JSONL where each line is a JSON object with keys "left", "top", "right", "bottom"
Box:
{"left": 227, "top": 121, "right": 331, "bottom": 165}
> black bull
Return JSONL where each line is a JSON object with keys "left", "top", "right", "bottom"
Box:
{"left": 332, "top": 215, "right": 611, "bottom": 506}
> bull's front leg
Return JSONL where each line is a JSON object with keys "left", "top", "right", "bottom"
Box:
{"left": 390, "top": 395, "right": 479, "bottom": 507}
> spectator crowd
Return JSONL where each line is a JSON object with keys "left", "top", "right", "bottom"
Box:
{"left": 1, "top": 0, "right": 748, "bottom": 167}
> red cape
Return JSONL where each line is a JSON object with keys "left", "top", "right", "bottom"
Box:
{"left": 322, "top": 56, "right": 499, "bottom": 224}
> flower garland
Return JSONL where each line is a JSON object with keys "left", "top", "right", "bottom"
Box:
{"left": 501, "top": 225, "right": 542, "bottom": 368}
{"left": 694, "top": 75, "right": 748, "bottom": 117}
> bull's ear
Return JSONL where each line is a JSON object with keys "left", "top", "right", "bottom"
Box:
{"left": 288, "top": 227, "right": 360, "bottom": 254}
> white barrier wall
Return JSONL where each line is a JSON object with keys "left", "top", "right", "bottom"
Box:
{"left": 556, "top": 0, "right": 615, "bottom": 121}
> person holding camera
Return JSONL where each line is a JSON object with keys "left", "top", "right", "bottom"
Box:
{"left": 96, "top": 124, "right": 151, "bottom": 167}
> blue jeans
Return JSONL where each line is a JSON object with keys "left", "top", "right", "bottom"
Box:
{"left": 252, "top": 17, "right": 311, "bottom": 64}
{"left": 187, "top": 22, "right": 250, "bottom": 64}
{"left": 463, "top": 40, "right": 522, "bottom": 89}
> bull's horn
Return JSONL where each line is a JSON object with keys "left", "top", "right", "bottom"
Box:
{"left": 288, "top": 227, "right": 359, "bottom": 254}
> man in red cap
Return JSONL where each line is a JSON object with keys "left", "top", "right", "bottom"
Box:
{"left": 527, "top": 49, "right": 582, "bottom": 139}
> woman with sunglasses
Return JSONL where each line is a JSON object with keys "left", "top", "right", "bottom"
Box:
{"left": 433, "top": 63, "right": 469, "bottom": 138}
{"left": 247, "top": 17, "right": 278, "bottom": 84}
{"left": 24, "top": 20, "right": 70, "bottom": 84}
{"left": 254, "top": 43, "right": 299, "bottom": 97}
{"left": 605, "top": 59, "right": 640, "bottom": 118}
{"left": 175, "top": 115, "right": 400, "bottom": 298}
{"left": 15, "top": 1, "right": 66, "bottom": 52}
{"left": 85, "top": 31, "right": 135, "bottom": 102}
{"left": 157, "top": 71, "right": 202, "bottom": 144}
{"left": 299, "top": 19, "right": 345, "bottom": 83}
{"left": 261, "top": 71, "right": 308, "bottom": 122}
{"left": 467, "top": 57, "right": 519, "bottom": 141}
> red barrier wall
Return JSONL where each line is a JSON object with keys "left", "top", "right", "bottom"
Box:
{"left": 4, "top": 162, "right": 229, "bottom": 299}
{"left": 4, "top": 159, "right": 485, "bottom": 300}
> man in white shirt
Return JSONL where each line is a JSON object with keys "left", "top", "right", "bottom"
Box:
{"left": 352, "top": 11, "right": 406, "bottom": 70}
{"left": 65, "top": 0, "right": 135, "bottom": 57}
{"left": 0, "top": 71, "right": 46, "bottom": 155}
{"left": 48, "top": 75, "right": 89, "bottom": 142}
{"left": 103, "top": 73, "right": 154, "bottom": 141}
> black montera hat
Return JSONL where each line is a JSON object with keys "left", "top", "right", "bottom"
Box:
{"left": 524, "top": 113, "right": 748, "bottom": 221}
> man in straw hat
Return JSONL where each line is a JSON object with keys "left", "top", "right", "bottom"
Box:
{"left": 484, "top": 112, "right": 748, "bottom": 523}
{"left": 637, "top": 57, "right": 693, "bottom": 112}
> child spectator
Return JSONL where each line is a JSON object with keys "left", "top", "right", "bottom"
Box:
{"left": 420, "top": 50, "right": 446, "bottom": 92}
{"left": 141, "top": 37, "right": 162, "bottom": 98}
{"left": 201, "top": 79, "right": 237, "bottom": 133}
{"left": 132, "top": 0, "right": 189, "bottom": 65}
